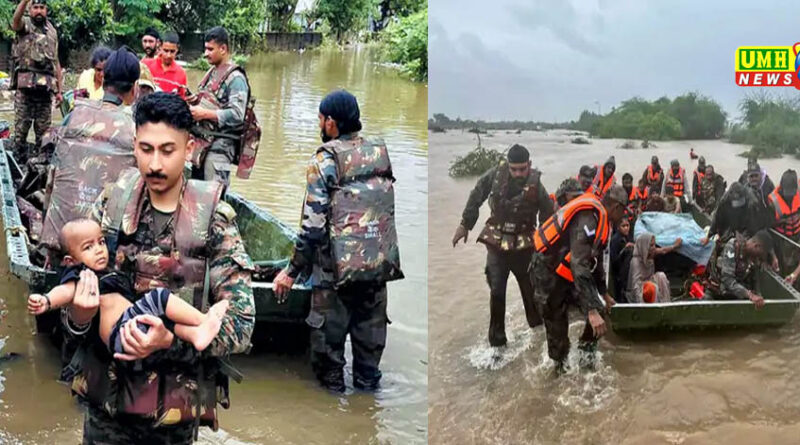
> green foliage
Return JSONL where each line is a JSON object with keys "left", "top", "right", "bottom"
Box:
{"left": 232, "top": 53, "right": 249, "bottom": 66}
{"left": 449, "top": 144, "right": 504, "bottom": 178}
{"left": 734, "top": 92, "right": 800, "bottom": 157}
{"left": 315, "top": 0, "right": 372, "bottom": 42}
{"left": 111, "top": 0, "right": 167, "bottom": 37}
{"left": 221, "top": 0, "right": 267, "bottom": 49}
{"left": 188, "top": 56, "right": 211, "bottom": 71}
{"left": 48, "top": 0, "right": 115, "bottom": 54}
{"left": 0, "top": 2, "right": 14, "bottom": 40}
{"left": 380, "top": 9, "right": 427, "bottom": 81}
{"left": 266, "top": 0, "right": 298, "bottom": 32}
{"left": 584, "top": 93, "right": 725, "bottom": 141}
{"left": 428, "top": 113, "right": 571, "bottom": 131}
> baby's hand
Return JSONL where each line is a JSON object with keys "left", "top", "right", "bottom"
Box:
{"left": 27, "top": 294, "right": 48, "bottom": 315}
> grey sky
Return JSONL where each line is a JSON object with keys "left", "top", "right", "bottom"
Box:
{"left": 429, "top": 0, "right": 800, "bottom": 122}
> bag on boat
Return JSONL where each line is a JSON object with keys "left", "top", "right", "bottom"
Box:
{"left": 634, "top": 211, "right": 715, "bottom": 266}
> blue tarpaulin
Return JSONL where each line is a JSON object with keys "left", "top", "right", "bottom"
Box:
{"left": 633, "top": 212, "right": 715, "bottom": 265}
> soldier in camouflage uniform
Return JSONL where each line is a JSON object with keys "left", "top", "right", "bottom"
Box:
{"left": 699, "top": 165, "right": 726, "bottom": 214}
{"left": 188, "top": 26, "right": 250, "bottom": 187}
{"left": 273, "top": 90, "right": 396, "bottom": 392}
{"left": 63, "top": 93, "right": 254, "bottom": 444}
{"left": 10, "top": 0, "right": 63, "bottom": 159}
{"left": 530, "top": 185, "right": 625, "bottom": 373}
{"left": 703, "top": 230, "right": 770, "bottom": 308}
{"left": 452, "top": 145, "right": 553, "bottom": 347}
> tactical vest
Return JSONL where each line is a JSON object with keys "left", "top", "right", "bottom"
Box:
{"left": 41, "top": 99, "right": 136, "bottom": 252}
{"left": 192, "top": 63, "right": 261, "bottom": 180}
{"left": 666, "top": 167, "right": 685, "bottom": 197}
{"left": 72, "top": 168, "right": 227, "bottom": 429}
{"left": 11, "top": 18, "right": 58, "bottom": 91}
{"left": 592, "top": 169, "right": 614, "bottom": 198}
{"left": 706, "top": 234, "right": 751, "bottom": 294}
{"left": 533, "top": 193, "right": 610, "bottom": 282}
{"left": 769, "top": 189, "right": 800, "bottom": 237}
{"left": 317, "top": 136, "right": 404, "bottom": 287}
{"left": 478, "top": 160, "right": 542, "bottom": 251}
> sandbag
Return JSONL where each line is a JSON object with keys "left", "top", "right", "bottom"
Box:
{"left": 634, "top": 211, "right": 715, "bottom": 265}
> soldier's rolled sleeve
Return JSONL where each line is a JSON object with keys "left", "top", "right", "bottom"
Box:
{"left": 460, "top": 167, "right": 496, "bottom": 230}
{"left": 719, "top": 242, "right": 749, "bottom": 300}
{"left": 288, "top": 152, "right": 334, "bottom": 279}
{"left": 205, "top": 214, "right": 255, "bottom": 356}
{"left": 216, "top": 76, "right": 248, "bottom": 129}
{"left": 568, "top": 212, "right": 605, "bottom": 314}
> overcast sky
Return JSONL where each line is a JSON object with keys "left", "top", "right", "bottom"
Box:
{"left": 429, "top": 0, "right": 800, "bottom": 122}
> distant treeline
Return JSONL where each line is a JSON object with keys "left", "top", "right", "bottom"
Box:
{"left": 431, "top": 91, "right": 800, "bottom": 158}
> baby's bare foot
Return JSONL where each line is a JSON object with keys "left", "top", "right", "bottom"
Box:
{"left": 209, "top": 300, "right": 230, "bottom": 319}
{"left": 192, "top": 314, "right": 223, "bottom": 351}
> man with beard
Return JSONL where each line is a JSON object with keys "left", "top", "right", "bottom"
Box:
{"left": 10, "top": 0, "right": 62, "bottom": 160}
{"left": 578, "top": 165, "right": 596, "bottom": 193}
{"left": 641, "top": 155, "right": 664, "bottom": 195}
{"left": 768, "top": 170, "right": 800, "bottom": 287}
{"left": 530, "top": 185, "right": 625, "bottom": 373}
{"left": 273, "top": 90, "right": 404, "bottom": 392}
{"left": 743, "top": 163, "right": 776, "bottom": 232}
{"left": 187, "top": 26, "right": 251, "bottom": 186}
{"left": 738, "top": 157, "right": 775, "bottom": 199}
{"left": 450, "top": 144, "right": 553, "bottom": 348}
{"left": 140, "top": 26, "right": 160, "bottom": 61}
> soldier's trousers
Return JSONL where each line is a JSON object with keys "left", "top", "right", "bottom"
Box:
{"left": 484, "top": 247, "right": 541, "bottom": 346}
{"left": 531, "top": 253, "right": 595, "bottom": 363}
{"left": 307, "top": 284, "right": 388, "bottom": 391}
{"left": 13, "top": 88, "right": 52, "bottom": 154}
{"left": 82, "top": 405, "right": 194, "bottom": 445}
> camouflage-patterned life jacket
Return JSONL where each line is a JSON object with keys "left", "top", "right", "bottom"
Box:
{"left": 318, "top": 136, "right": 404, "bottom": 287}
{"left": 191, "top": 63, "right": 261, "bottom": 180}
{"left": 478, "top": 160, "right": 542, "bottom": 251}
{"left": 41, "top": 98, "right": 136, "bottom": 252}
{"left": 71, "top": 168, "right": 228, "bottom": 430}
{"left": 11, "top": 18, "right": 58, "bottom": 91}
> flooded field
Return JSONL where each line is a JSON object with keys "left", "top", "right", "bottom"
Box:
{"left": 428, "top": 129, "right": 800, "bottom": 445}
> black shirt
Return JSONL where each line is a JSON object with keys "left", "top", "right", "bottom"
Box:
{"left": 59, "top": 264, "right": 135, "bottom": 300}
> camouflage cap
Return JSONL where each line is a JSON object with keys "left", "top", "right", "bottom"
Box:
{"left": 605, "top": 184, "right": 628, "bottom": 206}
{"left": 556, "top": 177, "right": 583, "bottom": 199}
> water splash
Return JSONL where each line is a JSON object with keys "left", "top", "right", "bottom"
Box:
{"left": 465, "top": 324, "right": 539, "bottom": 371}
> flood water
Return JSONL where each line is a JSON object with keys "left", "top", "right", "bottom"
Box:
{"left": 0, "top": 48, "right": 428, "bottom": 444}
{"left": 428, "top": 129, "right": 800, "bottom": 445}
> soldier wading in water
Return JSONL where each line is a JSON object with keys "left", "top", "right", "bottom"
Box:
{"left": 274, "top": 90, "right": 403, "bottom": 392}
{"left": 452, "top": 144, "right": 553, "bottom": 348}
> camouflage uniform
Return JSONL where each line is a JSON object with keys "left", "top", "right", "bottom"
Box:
{"left": 460, "top": 163, "right": 553, "bottom": 346}
{"left": 530, "top": 211, "right": 606, "bottom": 363}
{"left": 64, "top": 171, "right": 255, "bottom": 443}
{"left": 192, "top": 63, "right": 249, "bottom": 186}
{"left": 286, "top": 133, "right": 390, "bottom": 391}
{"left": 11, "top": 16, "right": 59, "bottom": 157}
{"left": 704, "top": 235, "right": 759, "bottom": 300}
{"left": 700, "top": 173, "right": 726, "bottom": 214}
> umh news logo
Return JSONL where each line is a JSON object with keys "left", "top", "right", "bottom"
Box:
{"left": 735, "top": 44, "right": 800, "bottom": 89}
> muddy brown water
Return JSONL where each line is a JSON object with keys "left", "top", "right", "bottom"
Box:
{"left": 428, "top": 130, "right": 800, "bottom": 445}
{"left": 0, "top": 48, "right": 428, "bottom": 444}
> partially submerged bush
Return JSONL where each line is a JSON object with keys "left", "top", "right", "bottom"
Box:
{"left": 571, "top": 137, "right": 590, "bottom": 144}
{"left": 449, "top": 145, "right": 504, "bottom": 177}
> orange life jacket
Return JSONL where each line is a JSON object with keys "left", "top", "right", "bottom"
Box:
{"left": 769, "top": 188, "right": 800, "bottom": 236}
{"left": 533, "top": 193, "right": 610, "bottom": 282}
{"left": 647, "top": 165, "right": 661, "bottom": 183}
{"left": 592, "top": 169, "right": 615, "bottom": 198}
{"left": 694, "top": 169, "right": 705, "bottom": 194}
{"left": 666, "top": 167, "right": 685, "bottom": 197}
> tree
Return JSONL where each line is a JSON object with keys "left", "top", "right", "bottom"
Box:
{"left": 267, "top": 0, "right": 299, "bottom": 32}
{"left": 48, "top": 0, "right": 115, "bottom": 56}
{"left": 315, "top": 0, "right": 373, "bottom": 42}
{"left": 374, "top": 0, "right": 426, "bottom": 31}
{"left": 110, "top": 0, "right": 167, "bottom": 37}
{"left": 220, "top": 0, "right": 267, "bottom": 49}
{"left": 381, "top": 8, "right": 426, "bottom": 81}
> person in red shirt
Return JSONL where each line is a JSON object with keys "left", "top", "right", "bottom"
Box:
{"left": 143, "top": 32, "right": 188, "bottom": 98}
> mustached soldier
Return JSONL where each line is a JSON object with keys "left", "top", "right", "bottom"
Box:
{"left": 452, "top": 144, "right": 553, "bottom": 347}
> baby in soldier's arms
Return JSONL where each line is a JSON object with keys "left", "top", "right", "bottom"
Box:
{"left": 27, "top": 218, "right": 229, "bottom": 353}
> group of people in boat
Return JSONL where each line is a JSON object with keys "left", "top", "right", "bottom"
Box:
{"left": 453, "top": 143, "right": 799, "bottom": 373}
{"left": 8, "top": 0, "right": 403, "bottom": 442}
